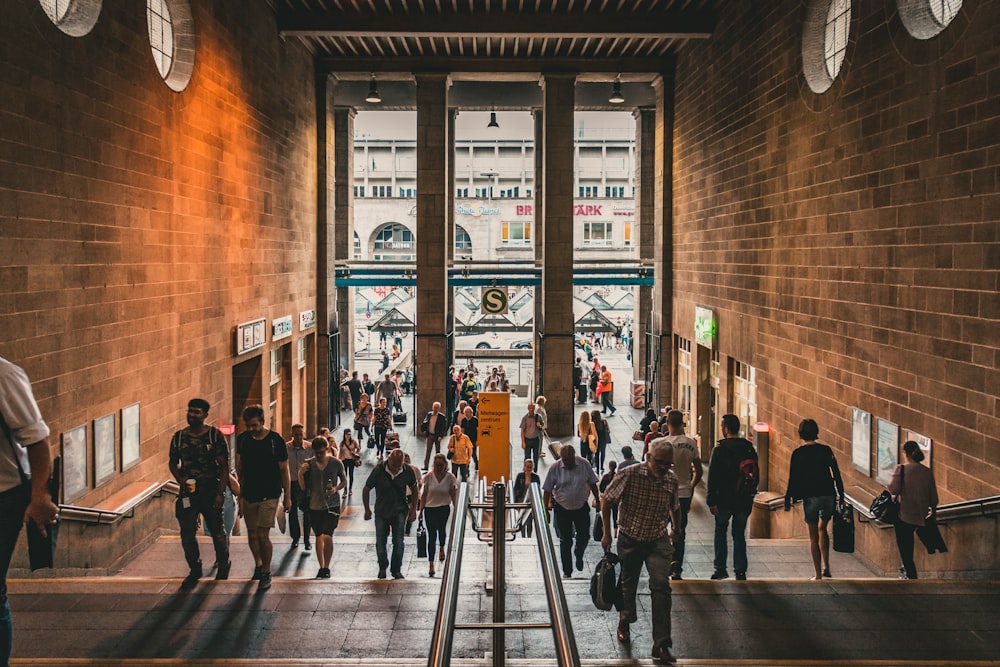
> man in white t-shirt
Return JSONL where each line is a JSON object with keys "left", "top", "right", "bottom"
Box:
{"left": 658, "top": 409, "right": 702, "bottom": 580}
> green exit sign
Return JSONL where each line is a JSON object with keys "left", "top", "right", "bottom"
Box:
{"left": 695, "top": 306, "right": 715, "bottom": 348}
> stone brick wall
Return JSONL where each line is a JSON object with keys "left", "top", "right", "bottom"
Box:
{"left": 672, "top": 0, "right": 999, "bottom": 504}
{"left": 1, "top": 0, "right": 317, "bottom": 536}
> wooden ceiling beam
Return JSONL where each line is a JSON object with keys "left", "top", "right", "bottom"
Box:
{"left": 279, "top": 7, "right": 713, "bottom": 39}
{"left": 317, "top": 55, "right": 674, "bottom": 74}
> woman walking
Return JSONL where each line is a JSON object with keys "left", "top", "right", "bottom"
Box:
{"left": 591, "top": 410, "right": 610, "bottom": 472}
{"left": 372, "top": 397, "right": 392, "bottom": 459}
{"left": 577, "top": 410, "right": 596, "bottom": 465}
{"left": 353, "top": 394, "right": 373, "bottom": 446}
{"left": 513, "top": 459, "right": 541, "bottom": 537}
{"left": 338, "top": 428, "right": 361, "bottom": 497}
{"left": 298, "top": 437, "right": 347, "bottom": 579}
{"left": 420, "top": 453, "right": 458, "bottom": 576}
{"left": 888, "top": 441, "right": 939, "bottom": 580}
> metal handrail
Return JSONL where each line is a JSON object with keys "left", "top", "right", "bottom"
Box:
{"left": 428, "top": 481, "right": 470, "bottom": 667}
{"left": 529, "top": 482, "right": 581, "bottom": 667}
{"left": 58, "top": 480, "right": 179, "bottom": 526}
{"left": 843, "top": 491, "right": 1000, "bottom": 525}
{"left": 427, "top": 480, "right": 581, "bottom": 667}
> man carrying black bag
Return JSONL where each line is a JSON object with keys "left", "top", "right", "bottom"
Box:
{"left": 601, "top": 439, "right": 682, "bottom": 665}
{"left": 0, "top": 356, "right": 59, "bottom": 666}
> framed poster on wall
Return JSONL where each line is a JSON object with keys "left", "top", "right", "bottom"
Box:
{"left": 61, "top": 424, "right": 88, "bottom": 503}
{"left": 93, "top": 413, "right": 117, "bottom": 487}
{"left": 851, "top": 407, "right": 871, "bottom": 475}
{"left": 875, "top": 418, "right": 899, "bottom": 486}
{"left": 121, "top": 402, "right": 140, "bottom": 471}
{"left": 905, "top": 430, "right": 932, "bottom": 469}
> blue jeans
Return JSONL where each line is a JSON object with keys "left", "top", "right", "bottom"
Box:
{"left": 374, "top": 512, "right": 407, "bottom": 574}
{"left": 0, "top": 483, "right": 30, "bottom": 667}
{"left": 618, "top": 531, "right": 673, "bottom": 648}
{"left": 673, "top": 497, "right": 692, "bottom": 574}
{"left": 713, "top": 504, "right": 751, "bottom": 574}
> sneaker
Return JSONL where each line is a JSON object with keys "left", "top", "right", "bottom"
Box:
{"left": 290, "top": 540, "right": 298, "bottom": 549}
{"left": 563, "top": 572, "right": 573, "bottom": 579}
{"left": 392, "top": 571, "right": 405, "bottom": 580}
{"left": 316, "top": 568, "right": 325, "bottom": 579}
{"left": 616, "top": 623, "right": 631, "bottom": 643}
{"left": 652, "top": 641, "right": 676, "bottom": 665}
{"left": 215, "top": 560, "right": 231, "bottom": 581}
{"left": 377, "top": 568, "right": 387, "bottom": 580}
{"left": 710, "top": 569, "right": 729, "bottom": 580}
{"left": 822, "top": 568, "right": 832, "bottom": 578}
{"left": 671, "top": 573, "right": 683, "bottom": 581}
{"left": 735, "top": 572, "right": 747, "bottom": 581}
{"left": 575, "top": 555, "right": 584, "bottom": 571}
{"left": 322, "top": 568, "right": 331, "bottom": 579}
{"left": 304, "top": 543, "right": 312, "bottom": 552}
{"left": 258, "top": 571, "right": 272, "bottom": 591}
{"left": 252, "top": 565, "right": 263, "bottom": 581}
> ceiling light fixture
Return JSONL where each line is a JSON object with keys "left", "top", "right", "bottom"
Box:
{"left": 487, "top": 104, "right": 499, "bottom": 128}
{"left": 609, "top": 74, "right": 625, "bottom": 104}
{"left": 365, "top": 73, "right": 382, "bottom": 104}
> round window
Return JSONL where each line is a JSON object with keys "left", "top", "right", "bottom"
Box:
{"left": 897, "top": 0, "right": 963, "bottom": 39}
{"left": 803, "top": 0, "right": 853, "bottom": 94}
{"left": 146, "top": 0, "right": 195, "bottom": 92}
{"left": 37, "top": 0, "right": 101, "bottom": 37}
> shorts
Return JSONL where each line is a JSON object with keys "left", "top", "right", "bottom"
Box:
{"left": 308, "top": 509, "right": 340, "bottom": 536}
{"left": 243, "top": 497, "right": 280, "bottom": 530}
{"left": 802, "top": 496, "right": 836, "bottom": 525}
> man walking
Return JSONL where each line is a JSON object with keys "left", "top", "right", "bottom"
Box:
{"left": 519, "top": 402, "right": 543, "bottom": 467}
{"left": 343, "top": 371, "right": 363, "bottom": 411}
{"left": 707, "top": 414, "right": 758, "bottom": 580}
{"left": 421, "top": 401, "right": 448, "bottom": 470}
{"left": 601, "top": 439, "right": 682, "bottom": 664}
{"left": 362, "top": 449, "right": 418, "bottom": 579}
{"left": 543, "top": 444, "right": 600, "bottom": 578}
{"left": 576, "top": 358, "right": 589, "bottom": 404}
{"left": 0, "top": 357, "right": 59, "bottom": 665}
{"left": 286, "top": 424, "right": 312, "bottom": 552}
{"left": 660, "top": 409, "right": 702, "bottom": 580}
{"left": 784, "top": 418, "right": 845, "bottom": 580}
{"left": 235, "top": 405, "right": 291, "bottom": 591}
{"left": 168, "top": 398, "right": 231, "bottom": 588}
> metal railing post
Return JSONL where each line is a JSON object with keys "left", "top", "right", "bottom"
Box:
{"left": 428, "top": 482, "right": 471, "bottom": 667}
{"left": 492, "top": 481, "right": 506, "bottom": 667}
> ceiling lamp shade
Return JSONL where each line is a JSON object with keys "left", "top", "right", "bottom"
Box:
{"left": 609, "top": 76, "right": 625, "bottom": 104}
{"left": 487, "top": 108, "right": 499, "bottom": 128}
{"left": 365, "top": 74, "right": 382, "bottom": 104}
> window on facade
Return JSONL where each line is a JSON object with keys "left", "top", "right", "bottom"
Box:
{"left": 353, "top": 231, "right": 361, "bottom": 260}
{"left": 455, "top": 225, "right": 472, "bottom": 259}
{"left": 501, "top": 221, "right": 531, "bottom": 247}
{"left": 583, "top": 222, "right": 612, "bottom": 247}
{"left": 373, "top": 223, "right": 415, "bottom": 261}
{"left": 803, "top": 0, "right": 851, "bottom": 94}
{"left": 898, "top": 0, "right": 962, "bottom": 39}
{"left": 624, "top": 222, "right": 632, "bottom": 248}
{"left": 146, "top": 0, "right": 194, "bottom": 92}
{"left": 732, "top": 360, "right": 758, "bottom": 441}
{"left": 38, "top": 0, "right": 101, "bottom": 36}
{"left": 677, "top": 338, "right": 692, "bottom": 415}
{"left": 354, "top": 186, "right": 365, "bottom": 198}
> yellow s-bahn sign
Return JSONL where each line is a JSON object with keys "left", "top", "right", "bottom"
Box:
{"left": 481, "top": 287, "right": 508, "bottom": 315}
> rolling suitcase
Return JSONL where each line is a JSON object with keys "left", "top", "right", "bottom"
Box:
{"left": 392, "top": 410, "right": 408, "bottom": 425}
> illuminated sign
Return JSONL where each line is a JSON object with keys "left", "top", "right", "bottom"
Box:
{"left": 481, "top": 288, "right": 509, "bottom": 315}
{"left": 694, "top": 306, "right": 716, "bottom": 348}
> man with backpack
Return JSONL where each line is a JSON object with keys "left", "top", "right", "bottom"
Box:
{"left": 601, "top": 438, "right": 682, "bottom": 664}
{"left": 706, "top": 414, "right": 758, "bottom": 581}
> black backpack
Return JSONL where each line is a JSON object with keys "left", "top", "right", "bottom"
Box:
{"left": 590, "top": 552, "right": 623, "bottom": 611}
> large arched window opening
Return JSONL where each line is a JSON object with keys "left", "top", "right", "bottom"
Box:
{"left": 455, "top": 225, "right": 473, "bottom": 260}
{"left": 372, "top": 222, "right": 415, "bottom": 262}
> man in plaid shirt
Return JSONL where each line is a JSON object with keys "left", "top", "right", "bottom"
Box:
{"left": 601, "top": 439, "right": 682, "bottom": 665}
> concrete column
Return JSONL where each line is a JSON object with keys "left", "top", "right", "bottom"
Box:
{"left": 633, "top": 108, "right": 655, "bottom": 397}
{"left": 315, "top": 71, "right": 336, "bottom": 428}
{"left": 651, "top": 68, "right": 675, "bottom": 410}
{"left": 333, "top": 107, "right": 356, "bottom": 371}
{"left": 539, "top": 73, "right": 576, "bottom": 438}
{"left": 446, "top": 109, "right": 456, "bottom": 355}
{"left": 532, "top": 108, "right": 544, "bottom": 385}
{"left": 414, "top": 73, "right": 450, "bottom": 417}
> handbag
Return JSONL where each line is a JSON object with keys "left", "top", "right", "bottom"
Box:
{"left": 869, "top": 491, "right": 899, "bottom": 524}
{"left": 832, "top": 500, "right": 855, "bottom": 553}
{"left": 593, "top": 513, "right": 604, "bottom": 542}
{"left": 632, "top": 430, "right": 643, "bottom": 441}
{"left": 416, "top": 518, "right": 428, "bottom": 558}
{"left": 2, "top": 414, "right": 60, "bottom": 570}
